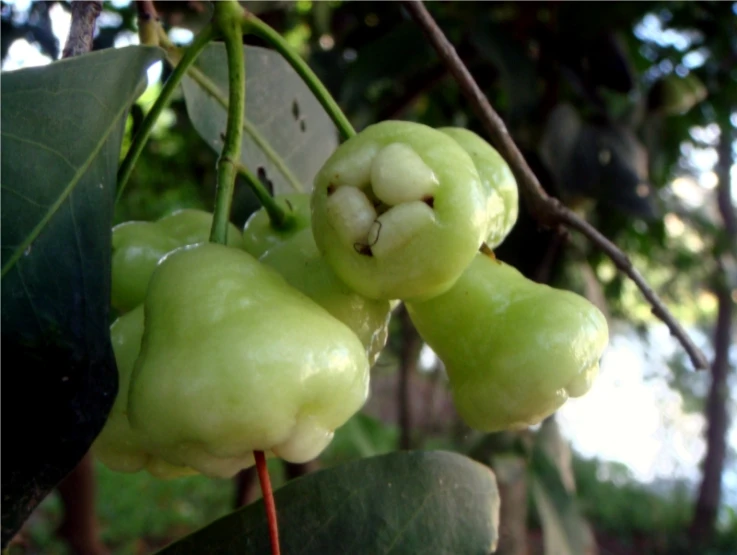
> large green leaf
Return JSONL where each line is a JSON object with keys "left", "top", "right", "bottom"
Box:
{"left": 182, "top": 44, "right": 339, "bottom": 195}
{"left": 0, "top": 45, "right": 161, "bottom": 546}
{"left": 159, "top": 450, "right": 500, "bottom": 554}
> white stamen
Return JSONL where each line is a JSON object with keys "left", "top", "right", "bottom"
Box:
{"left": 326, "top": 186, "right": 377, "bottom": 247}
{"left": 368, "top": 201, "right": 436, "bottom": 258}
{"left": 371, "top": 143, "right": 439, "bottom": 206}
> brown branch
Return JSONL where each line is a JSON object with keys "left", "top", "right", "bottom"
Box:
{"left": 402, "top": 0, "right": 709, "bottom": 370}
{"left": 690, "top": 124, "right": 735, "bottom": 544}
{"left": 135, "top": 0, "right": 161, "bottom": 46}
{"left": 135, "top": 0, "right": 159, "bottom": 20}
{"left": 62, "top": 1, "right": 102, "bottom": 59}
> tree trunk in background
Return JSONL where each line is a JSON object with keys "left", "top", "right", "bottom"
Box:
{"left": 689, "top": 123, "right": 735, "bottom": 545}
{"left": 398, "top": 306, "right": 422, "bottom": 450}
{"left": 493, "top": 456, "right": 530, "bottom": 555}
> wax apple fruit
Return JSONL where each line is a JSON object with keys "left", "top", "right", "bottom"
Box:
{"left": 127, "top": 243, "right": 370, "bottom": 478}
{"left": 111, "top": 209, "right": 242, "bottom": 313}
{"left": 311, "top": 120, "right": 501, "bottom": 301}
{"left": 260, "top": 227, "right": 392, "bottom": 365}
{"left": 438, "top": 127, "right": 518, "bottom": 248}
{"left": 406, "top": 253, "right": 609, "bottom": 432}
{"left": 242, "top": 193, "right": 311, "bottom": 257}
{"left": 92, "top": 306, "right": 195, "bottom": 479}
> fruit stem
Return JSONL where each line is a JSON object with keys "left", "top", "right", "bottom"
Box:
{"left": 480, "top": 242, "right": 496, "bottom": 259}
{"left": 235, "top": 163, "right": 295, "bottom": 230}
{"left": 117, "top": 22, "right": 216, "bottom": 202}
{"left": 254, "top": 451, "right": 281, "bottom": 555}
{"left": 242, "top": 13, "right": 356, "bottom": 140}
{"left": 210, "top": 1, "right": 247, "bottom": 245}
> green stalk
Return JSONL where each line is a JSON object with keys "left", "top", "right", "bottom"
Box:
{"left": 242, "top": 14, "right": 356, "bottom": 140}
{"left": 185, "top": 64, "right": 303, "bottom": 192}
{"left": 117, "top": 22, "right": 215, "bottom": 202}
{"left": 235, "top": 163, "right": 294, "bottom": 230}
{"left": 209, "top": 0, "right": 247, "bottom": 245}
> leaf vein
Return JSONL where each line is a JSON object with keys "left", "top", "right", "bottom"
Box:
{"left": 1, "top": 132, "right": 77, "bottom": 171}
{"left": 1, "top": 95, "right": 133, "bottom": 278}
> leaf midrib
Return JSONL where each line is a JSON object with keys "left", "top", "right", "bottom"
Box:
{"left": 1, "top": 97, "right": 131, "bottom": 278}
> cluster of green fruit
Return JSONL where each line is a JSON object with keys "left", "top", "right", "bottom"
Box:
{"left": 93, "top": 121, "right": 609, "bottom": 479}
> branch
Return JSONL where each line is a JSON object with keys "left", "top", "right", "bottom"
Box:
{"left": 242, "top": 12, "right": 356, "bottom": 140}
{"left": 135, "top": 0, "right": 158, "bottom": 21}
{"left": 402, "top": 0, "right": 709, "bottom": 370}
{"left": 690, "top": 124, "right": 735, "bottom": 543}
{"left": 62, "top": 1, "right": 102, "bottom": 58}
{"left": 135, "top": 0, "right": 160, "bottom": 45}
{"left": 117, "top": 23, "right": 216, "bottom": 201}
{"left": 716, "top": 129, "right": 737, "bottom": 244}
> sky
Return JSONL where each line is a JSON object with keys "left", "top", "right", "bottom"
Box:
{"left": 3, "top": 0, "right": 736, "bottom": 516}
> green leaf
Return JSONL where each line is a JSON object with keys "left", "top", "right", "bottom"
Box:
{"left": 158, "top": 450, "right": 500, "bottom": 554}
{"left": 0, "top": 45, "right": 161, "bottom": 547}
{"left": 182, "top": 44, "right": 339, "bottom": 195}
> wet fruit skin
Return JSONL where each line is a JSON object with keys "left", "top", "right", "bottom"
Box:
{"left": 127, "top": 243, "right": 371, "bottom": 478}
{"left": 311, "top": 120, "right": 503, "bottom": 301}
{"left": 438, "top": 127, "right": 518, "bottom": 248}
{"left": 241, "top": 193, "right": 312, "bottom": 258}
{"left": 91, "top": 306, "right": 196, "bottom": 479}
{"left": 406, "top": 253, "right": 609, "bottom": 432}
{"left": 259, "top": 226, "right": 392, "bottom": 366}
{"left": 242, "top": 193, "right": 392, "bottom": 365}
{"left": 111, "top": 209, "right": 242, "bottom": 313}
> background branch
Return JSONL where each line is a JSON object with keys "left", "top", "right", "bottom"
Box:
{"left": 402, "top": 0, "right": 709, "bottom": 370}
{"left": 398, "top": 306, "right": 423, "bottom": 450}
{"left": 62, "top": 1, "right": 102, "bottom": 59}
{"left": 689, "top": 124, "right": 735, "bottom": 544}
{"left": 135, "top": 0, "right": 158, "bottom": 21}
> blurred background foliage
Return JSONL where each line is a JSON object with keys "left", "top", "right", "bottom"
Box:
{"left": 2, "top": 0, "right": 735, "bottom": 554}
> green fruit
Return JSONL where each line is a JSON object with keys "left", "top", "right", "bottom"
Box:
{"left": 438, "top": 127, "right": 518, "bottom": 247}
{"left": 127, "top": 243, "right": 370, "bottom": 478}
{"left": 311, "top": 120, "right": 499, "bottom": 301}
{"left": 406, "top": 253, "right": 608, "bottom": 432}
{"left": 111, "top": 209, "right": 242, "bottom": 313}
{"left": 260, "top": 227, "right": 392, "bottom": 365}
{"left": 242, "top": 193, "right": 311, "bottom": 258}
{"left": 92, "top": 306, "right": 196, "bottom": 479}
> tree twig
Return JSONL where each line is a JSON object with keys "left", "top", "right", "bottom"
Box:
{"left": 402, "top": 0, "right": 709, "bottom": 370}
{"left": 135, "top": 0, "right": 158, "bottom": 21}
{"left": 62, "top": 1, "right": 102, "bottom": 58}
{"left": 135, "top": 0, "right": 160, "bottom": 45}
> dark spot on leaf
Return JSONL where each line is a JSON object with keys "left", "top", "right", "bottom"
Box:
{"left": 327, "top": 183, "right": 336, "bottom": 195}
{"left": 292, "top": 100, "right": 300, "bottom": 120}
{"left": 354, "top": 243, "right": 373, "bottom": 256}
{"left": 422, "top": 196, "right": 435, "bottom": 208}
{"left": 257, "top": 167, "right": 274, "bottom": 195}
{"left": 300, "top": 119, "right": 306, "bottom": 132}
{"left": 220, "top": 131, "right": 226, "bottom": 141}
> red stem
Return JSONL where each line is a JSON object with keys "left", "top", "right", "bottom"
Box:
{"left": 254, "top": 451, "right": 281, "bottom": 555}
